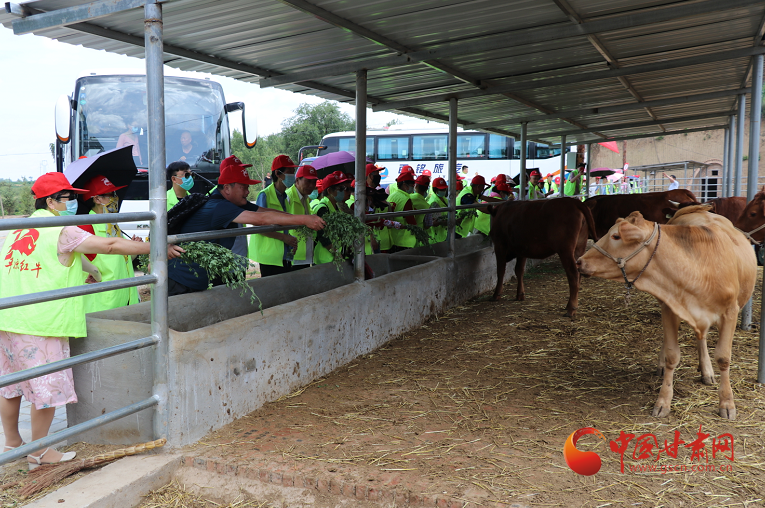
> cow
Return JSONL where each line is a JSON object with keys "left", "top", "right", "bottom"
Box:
{"left": 733, "top": 186, "right": 765, "bottom": 245}
{"left": 577, "top": 206, "right": 756, "bottom": 420}
{"left": 488, "top": 197, "right": 598, "bottom": 318}
{"left": 584, "top": 190, "right": 697, "bottom": 238}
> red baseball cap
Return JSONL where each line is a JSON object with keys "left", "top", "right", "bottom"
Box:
{"left": 471, "top": 175, "right": 486, "bottom": 187}
{"left": 432, "top": 177, "right": 448, "bottom": 190}
{"left": 366, "top": 163, "right": 384, "bottom": 176}
{"left": 456, "top": 180, "right": 464, "bottom": 191}
{"left": 316, "top": 179, "right": 325, "bottom": 194}
{"left": 495, "top": 182, "right": 513, "bottom": 193}
{"left": 422, "top": 169, "right": 432, "bottom": 177}
{"left": 415, "top": 175, "right": 431, "bottom": 186}
{"left": 401, "top": 164, "right": 414, "bottom": 172}
{"left": 271, "top": 155, "right": 298, "bottom": 172}
{"left": 82, "top": 175, "right": 128, "bottom": 201}
{"left": 296, "top": 165, "right": 318, "bottom": 180}
{"left": 32, "top": 172, "right": 88, "bottom": 199}
{"left": 494, "top": 174, "right": 507, "bottom": 185}
{"left": 323, "top": 171, "right": 351, "bottom": 189}
{"left": 456, "top": 174, "right": 466, "bottom": 180}
{"left": 396, "top": 169, "right": 416, "bottom": 183}
{"left": 529, "top": 170, "right": 542, "bottom": 178}
{"left": 218, "top": 156, "right": 261, "bottom": 185}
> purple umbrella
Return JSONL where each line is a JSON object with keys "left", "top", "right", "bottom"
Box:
{"left": 311, "top": 150, "right": 356, "bottom": 170}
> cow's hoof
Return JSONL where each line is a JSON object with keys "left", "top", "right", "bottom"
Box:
{"left": 656, "top": 366, "right": 665, "bottom": 377}
{"left": 492, "top": 294, "right": 502, "bottom": 301}
{"left": 516, "top": 294, "right": 525, "bottom": 302}
{"left": 700, "top": 375, "right": 715, "bottom": 386}
{"left": 651, "top": 404, "right": 671, "bottom": 418}
{"left": 719, "top": 407, "right": 736, "bottom": 420}
{"left": 564, "top": 311, "right": 576, "bottom": 319}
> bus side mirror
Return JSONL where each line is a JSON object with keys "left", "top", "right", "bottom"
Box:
{"left": 55, "top": 94, "right": 72, "bottom": 144}
{"left": 226, "top": 101, "right": 258, "bottom": 149}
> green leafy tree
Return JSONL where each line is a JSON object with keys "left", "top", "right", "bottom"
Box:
{"left": 280, "top": 102, "right": 355, "bottom": 159}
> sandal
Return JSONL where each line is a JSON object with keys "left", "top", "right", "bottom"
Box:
{"left": 3, "top": 442, "right": 26, "bottom": 453}
{"left": 27, "top": 448, "right": 76, "bottom": 470}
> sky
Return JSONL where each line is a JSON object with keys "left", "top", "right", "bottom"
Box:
{"left": 0, "top": 25, "right": 418, "bottom": 181}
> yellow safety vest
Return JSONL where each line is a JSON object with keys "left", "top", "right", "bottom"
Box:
{"left": 248, "top": 184, "right": 286, "bottom": 267}
{"left": 427, "top": 194, "right": 448, "bottom": 243}
{"left": 474, "top": 204, "right": 491, "bottom": 235}
{"left": 312, "top": 197, "right": 338, "bottom": 264}
{"left": 166, "top": 188, "right": 185, "bottom": 211}
{"left": 409, "top": 192, "right": 429, "bottom": 228}
{"left": 456, "top": 187, "right": 476, "bottom": 237}
{"left": 387, "top": 189, "right": 416, "bottom": 248}
{"left": 285, "top": 185, "right": 310, "bottom": 261}
{"left": 0, "top": 209, "right": 86, "bottom": 337}
{"left": 84, "top": 210, "right": 139, "bottom": 313}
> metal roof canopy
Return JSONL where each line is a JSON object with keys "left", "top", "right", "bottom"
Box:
{"left": 3, "top": 0, "right": 765, "bottom": 145}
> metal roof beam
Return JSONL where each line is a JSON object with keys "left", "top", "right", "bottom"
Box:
{"left": 468, "top": 89, "right": 750, "bottom": 129}
{"left": 532, "top": 111, "right": 730, "bottom": 139}
{"left": 10, "top": 0, "right": 145, "bottom": 35}
{"left": 262, "top": 0, "right": 762, "bottom": 87}
{"left": 373, "top": 46, "right": 765, "bottom": 112}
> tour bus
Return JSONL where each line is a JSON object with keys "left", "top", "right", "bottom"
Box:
{"left": 316, "top": 126, "right": 575, "bottom": 187}
{"left": 54, "top": 73, "right": 255, "bottom": 236}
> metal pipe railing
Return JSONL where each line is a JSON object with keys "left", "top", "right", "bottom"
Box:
{"left": 0, "top": 396, "right": 159, "bottom": 465}
{"left": 0, "top": 274, "right": 157, "bottom": 311}
{"left": 0, "top": 336, "right": 158, "bottom": 389}
{"left": 0, "top": 211, "right": 155, "bottom": 231}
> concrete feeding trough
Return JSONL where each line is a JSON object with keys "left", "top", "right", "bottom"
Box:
{"left": 68, "top": 235, "right": 512, "bottom": 447}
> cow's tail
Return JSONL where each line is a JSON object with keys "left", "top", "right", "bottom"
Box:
{"left": 574, "top": 199, "right": 599, "bottom": 241}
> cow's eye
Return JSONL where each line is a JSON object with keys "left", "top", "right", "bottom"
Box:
{"left": 611, "top": 234, "right": 621, "bottom": 240}
{"left": 751, "top": 211, "right": 757, "bottom": 217}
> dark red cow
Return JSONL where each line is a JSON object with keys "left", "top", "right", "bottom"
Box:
{"left": 734, "top": 187, "right": 765, "bottom": 245}
{"left": 585, "top": 190, "right": 697, "bottom": 238}
{"left": 488, "top": 197, "right": 597, "bottom": 318}
{"left": 705, "top": 196, "right": 747, "bottom": 222}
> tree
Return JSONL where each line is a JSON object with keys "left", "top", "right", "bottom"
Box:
{"left": 280, "top": 102, "right": 354, "bottom": 159}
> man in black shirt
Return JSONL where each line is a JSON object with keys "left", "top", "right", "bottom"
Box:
{"left": 167, "top": 156, "right": 325, "bottom": 295}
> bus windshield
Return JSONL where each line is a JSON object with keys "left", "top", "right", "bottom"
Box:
{"left": 72, "top": 75, "right": 230, "bottom": 171}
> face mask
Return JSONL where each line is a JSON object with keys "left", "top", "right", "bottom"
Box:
{"left": 179, "top": 175, "right": 194, "bottom": 191}
{"left": 436, "top": 190, "right": 447, "bottom": 198}
{"left": 334, "top": 190, "right": 345, "bottom": 202}
{"left": 131, "top": 126, "right": 139, "bottom": 134}
{"left": 309, "top": 190, "right": 319, "bottom": 200}
{"left": 103, "top": 195, "right": 119, "bottom": 213}
{"left": 371, "top": 175, "right": 381, "bottom": 187}
{"left": 501, "top": 195, "right": 509, "bottom": 201}
{"left": 283, "top": 174, "right": 296, "bottom": 187}
{"left": 59, "top": 199, "right": 79, "bottom": 216}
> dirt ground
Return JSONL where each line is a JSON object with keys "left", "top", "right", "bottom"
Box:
{"left": 182, "top": 257, "right": 765, "bottom": 508}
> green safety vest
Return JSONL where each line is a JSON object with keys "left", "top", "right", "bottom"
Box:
{"left": 0, "top": 209, "right": 86, "bottom": 337}
{"left": 474, "top": 203, "right": 491, "bottom": 235}
{"left": 84, "top": 210, "right": 139, "bottom": 313}
{"left": 387, "top": 189, "right": 417, "bottom": 248}
{"left": 408, "top": 192, "right": 429, "bottom": 228}
{"left": 166, "top": 187, "right": 186, "bottom": 211}
{"left": 456, "top": 187, "right": 476, "bottom": 237}
{"left": 312, "top": 196, "right": 339, "bottom": 264}
{"left": 427, "top": 194, "right": 448, "bottom": 243}
{"left": 544, "top": 181, "right": 558, "bottom": 195}
{"left": 285, "top": 185, "right": 310, "bottom": 261}
{"left": 528, "top": 184, "right": 545, "bottom": 200}
{"left": 248, "top": 184, "right": 287, "bottom": 267}
{"left": 564, "top": 179, "right": 579, "bottom": 196}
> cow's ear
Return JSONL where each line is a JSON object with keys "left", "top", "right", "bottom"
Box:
{"left": 615, "top": 218, "right": 624, "bottom": 224}
{"left": 618, "top": 221, "right": 645, "bottom": 244}
{"left": 626, "top": 211, "right": 645, "bottom": 226}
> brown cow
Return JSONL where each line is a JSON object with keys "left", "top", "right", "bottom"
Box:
{"left": 585, "top": 190, "right": 697, "bottom": 238}
{"left": 577, "top": 206, "right": 756, "bottom": 420}
{"left": 705, "top": 196, "right": 747, "bottom": 222}
{"left": 489, "top": 197, "right": 597, "bottom": 318}
{"left": 733, "top": 186, "right": 765, "bottom": 245}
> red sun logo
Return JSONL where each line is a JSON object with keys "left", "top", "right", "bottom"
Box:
{"left": 563, "top": 427, "right": 606, "bottom": 476}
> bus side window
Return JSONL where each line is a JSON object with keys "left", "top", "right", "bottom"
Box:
{"left": 489, "top": 134, "right": 509, "bottom": 159}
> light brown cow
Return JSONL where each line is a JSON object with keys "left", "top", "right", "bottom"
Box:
{"left": 576, "top": 206, "right": 756, "bottom": 420}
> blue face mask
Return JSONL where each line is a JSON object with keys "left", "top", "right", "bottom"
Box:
{"left": 309, "top": 190, "right": 319, "bottom": 200}
{"left": 283, "top": 174, "right": 296, "bottom": 187}
{"left": 59, "top": 199, "right": 79, "bottom": 216}
{"left": 179, "top": 175, "right": 194, "bottom": 191}
{"left": 131, "top": 126, "right": 139, "bottom": 134}
{"left": 334, "top": 190, "right": 345, "bottom": 202}
{"left": 436, "top": 190, "right": 447, "bottom": 198}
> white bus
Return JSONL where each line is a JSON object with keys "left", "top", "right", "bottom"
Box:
{"left": 316, "top": 126, "right": 575, "bottom": 186}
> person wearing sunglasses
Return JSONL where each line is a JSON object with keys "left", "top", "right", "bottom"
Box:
{"left": 0, "top": 172, "right": 184, "bottom": 470}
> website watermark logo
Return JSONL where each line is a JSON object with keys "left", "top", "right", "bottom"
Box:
{"left": 563, "top": 424, "right": 734, "bottom": 475}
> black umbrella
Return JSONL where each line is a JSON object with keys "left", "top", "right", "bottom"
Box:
{"left": 63, "top": 146, "right": 138, "bottom": 213}
{"left": 589, "top": 168, "right": 617, "bottom": 178}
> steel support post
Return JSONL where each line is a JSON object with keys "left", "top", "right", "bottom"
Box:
{"left": 742, "top": 56, "right": 763, "bottom": 332}
{"left": 735, "top": 95, "right": 747, "bottom": 197}
{"left": 722, "top": 127, "right": 729, "bottom": 198}
{"left": 728, "top": 116, "right": 737, "bottom": 197}
{"left": 559, "top": 135, "right": 566, "bottom": 198}
{"left": 354, "top": 70, "right": 367, "bottom": 282}
{"left": 447, "top": 98, "right": 457, "bottom": 258}
{"left": 519, "top": 123, "right": 528, "bottom": 200}
{"left": 585, "top": 144, "right": 591, "bottom": 197}
{"left": 145, "top": 0, "right": 170, "bottom": 442}
{"left": 683, "top": 162, "right": 687, "bottom": 191}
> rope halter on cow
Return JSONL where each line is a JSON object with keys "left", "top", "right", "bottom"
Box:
{"left": 735, "top": 223, "right": 765, "bottom": 246}
{"left": 590, "top": 222, "right": 661, "bottom": 306}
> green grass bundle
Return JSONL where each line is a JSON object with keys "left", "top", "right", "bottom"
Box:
{"left": 294, "top": 213, "right": 370, "bottom": 270}
{"left": 456, "top": 209, "right": 478, "bottom": 226}
{"left": 403, "top": 224, "right": 431, "bottom": 247}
